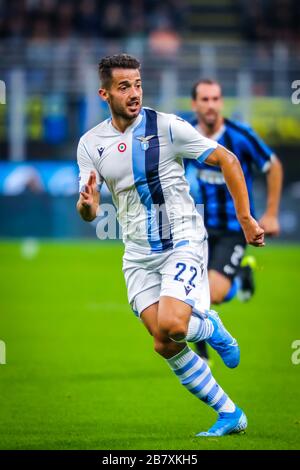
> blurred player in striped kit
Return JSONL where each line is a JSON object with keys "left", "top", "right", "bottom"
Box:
{"left": 185, "top": 79, "right": 283, "bottom": 362}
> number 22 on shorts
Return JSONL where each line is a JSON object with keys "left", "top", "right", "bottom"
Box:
{"left": 174, "top": 262, "right": 204, "bottom": 287}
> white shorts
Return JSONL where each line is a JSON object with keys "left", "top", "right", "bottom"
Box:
{"left": 122, "top": 241, "right": 210, "bottom": 317}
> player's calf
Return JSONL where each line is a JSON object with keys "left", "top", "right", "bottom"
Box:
{"left": 209, "top": 270, "right": 232, "bottom": 304}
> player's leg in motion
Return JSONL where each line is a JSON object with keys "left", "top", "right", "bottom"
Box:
{"left": 237, "top": 256, "right": 256, "bottom": 301}
{"left": 196, "top": 234, "right": 248, "bottom": 360}
{"left": 141, "top": 300, "right": 247, "bottom": 437}
{"left": 193, "top": 268, "right": 241, "bottom": 365}
{"left": 195, "top": 269, "right": 235, "bottom": 359}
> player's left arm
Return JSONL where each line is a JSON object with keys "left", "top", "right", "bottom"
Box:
{"left": 170, "top": 116, "right": 264, "bottom": 246}
{"left": 259, "top": 155, "right": 283, "bottom": 236}
{"left": 205, "top": 145, "right": 265, "bottom": 247}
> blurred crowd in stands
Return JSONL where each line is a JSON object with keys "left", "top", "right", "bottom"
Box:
{"left": 0, "top": 0, "right": 299, "bottom": 43}
{"left": 0, "top": 0, "right": 187, "bottom": 41}
{"left": 241, "top": 0, "right": 300, "bottom": 42}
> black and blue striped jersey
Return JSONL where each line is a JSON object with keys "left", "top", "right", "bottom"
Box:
{"left": 185, "top": 118, "right": 274, "bottom": 232}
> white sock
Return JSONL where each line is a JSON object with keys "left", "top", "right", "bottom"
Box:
{"left": 174, "top": 314, "right": 214, "bottom": 343}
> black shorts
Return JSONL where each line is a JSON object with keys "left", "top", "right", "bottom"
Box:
{"left": 207, "top": 228, "right": 247, "bottom": 281}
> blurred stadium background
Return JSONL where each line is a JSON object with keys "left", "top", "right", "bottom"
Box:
{"left": 0, "top": 0, "right": 300, "bottom": 239}
{"left": 0, "top": 0, "right": 300, "bottom": 450}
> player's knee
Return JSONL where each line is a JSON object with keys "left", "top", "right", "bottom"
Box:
{"left": 210, "top": 284, "right": 229, "bottom": 304}
{"left": 157, "top": 317, "right": 187, "bottom": 342}
{"left": 210, "top": 290, "right": 226, "bottom": 304}
{"left": 154, "top": 339, "right": 169, "bottom": 356}
{"left": 209, "top": 271, "right": 231, "bottom": 305}
{"left": 153, "top": 338, "right": 182, "bottom": 358}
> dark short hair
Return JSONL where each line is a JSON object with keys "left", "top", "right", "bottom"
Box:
{"left": 98, "top": 54, "right": 141, "bottom": 88}
{"left": 191, "top": 78, "right": 222, "bottom": 100}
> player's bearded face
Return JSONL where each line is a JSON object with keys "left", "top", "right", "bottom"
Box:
{"left": 106, "top": 69, "right": 143, "bottom": 120}
{"left": 193, "top": 84, "right": 223, "bottom": 127}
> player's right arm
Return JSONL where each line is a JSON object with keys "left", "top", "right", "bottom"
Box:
{"left": 76, "top": 138, "right": 101, "bottom": 222}
{"left": 77, "top": 171, "right": 100, "bottom": 221}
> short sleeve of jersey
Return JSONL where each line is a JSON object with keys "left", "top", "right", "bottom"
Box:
{"left": 243, "top": 126, "right": 274, "bottom": 173}
{"left": 77, "top": 138, "right": 103, "bottom": 192}
{"left": 170, "top": 116, "right": 218, "bottom": 162}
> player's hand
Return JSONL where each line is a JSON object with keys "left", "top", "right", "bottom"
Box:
{"left": 80, "top": 171, "right": 97, "bottom": 208}
{"left": 240, "top": 215, "right": 265, "bottom": 247}
{"left": 258, "top": 213, "right": 280, "bottom": 237}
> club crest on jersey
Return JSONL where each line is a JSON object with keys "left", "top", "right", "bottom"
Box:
{"left": 136, "top": 135, "right": 156, "bottom": 151}
{"left": 118, "top": 142, "right": 126, "bottom": 152}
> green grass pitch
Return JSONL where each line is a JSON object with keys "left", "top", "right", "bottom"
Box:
{"left": 0, "top": 241, "right": 299, "bottom": 450}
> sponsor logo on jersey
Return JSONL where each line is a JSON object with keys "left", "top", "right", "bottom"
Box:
{"left": 118, "top": 142, "right": 127, "bottom": 152}
{"left": 198, "top": 169, "right": 225, "bottom": 185}
{"left": 184, "top": 284, "right": 193, "bottom": 296}
{"left": 223, "top": 264, "right": 235, "bottom": 276}
{"left": 97, "top": 146, "right": 105, "bottom": 157}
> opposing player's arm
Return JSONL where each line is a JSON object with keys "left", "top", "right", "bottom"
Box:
{"left": 76, "top": 138, "right": 101, "bottom": 222}
{"left": 170, "top": 116, "right": 263, "bottom": 246}
{"left": 259, "top": 155, "right": 283, "bottom": 236}
{"left": 205, "top": 145, "right": 264, "bottom": 247}
{"left": 243, "top": 127, "right": 283, "bottom": 236}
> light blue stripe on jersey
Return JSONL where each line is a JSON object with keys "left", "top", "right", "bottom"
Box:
{"left": 132, "top": 111, "right": 162, "bottom": 252}
{"left": 174, "top": 240, "right": 189, "bottom": 248}
{"left": 197, "top": 147, "right": 216, "bottom": 164}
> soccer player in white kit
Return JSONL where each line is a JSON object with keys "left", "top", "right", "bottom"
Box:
{"left": 77, "top": 54, "right": 264, "bottom": 437}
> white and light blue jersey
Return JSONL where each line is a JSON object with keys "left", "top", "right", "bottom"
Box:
{"left": 77, "top": 108, "right": 217, "bottom": 253}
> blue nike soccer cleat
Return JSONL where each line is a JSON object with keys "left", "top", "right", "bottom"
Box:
{"left": 196, "top": 406, "right": 247, "bottom": 437}
{"left": 205, "top": 310, "right": 240, "bottom": 368}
